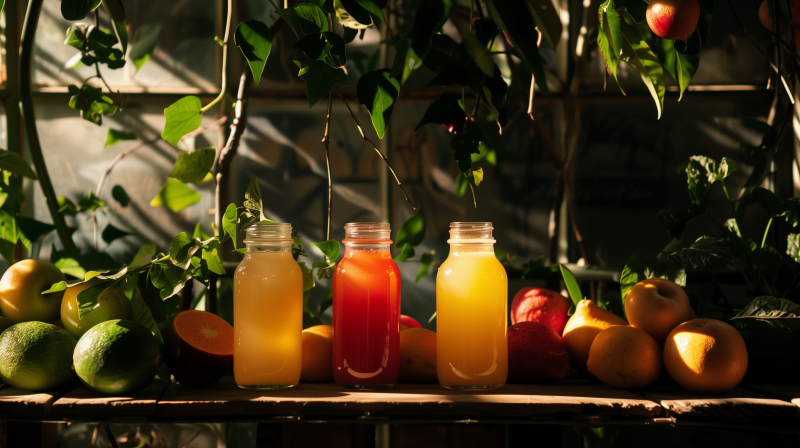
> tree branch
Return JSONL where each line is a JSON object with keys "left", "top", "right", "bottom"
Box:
{"left": 322, "top": 93, "right": 333, "bottom": 240}
{"left": 336, "top": 89, "right": 419, "bottom": 211}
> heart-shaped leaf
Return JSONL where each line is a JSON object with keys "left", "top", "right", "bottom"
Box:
{"left": 169, "top": 147, "right": 216, "bottom": 184}
{"left": 235, "top": 19, "right": 272, "bottom": 87}
{"left": 104, "top": 129, "right": 136, "bottom": 148}
{"left": 357, "top": 69, "right": 399, "bottom": 139}
{"left": 150, "top": 178, "right": 201, "bottom": 212}
{"left": 295, "top": 60, "right": 348, "bottom": 107}
{"left": 162, "top": 96, "right": 202, "bottom": 146}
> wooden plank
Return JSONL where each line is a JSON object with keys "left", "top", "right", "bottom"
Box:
{"left": 51, "top": 379, "right": 168, "bottom": 420}
{"left": 0, "top": 387, "right": 66, "bottom": 419}
{"left": 156, "top": 380, "right": 660, "bottom": 420}
{"left": 743, "top": 384, "right": 800, "bottom": 410}
{"left": 642, "top": 387, "right": 799, "bottom": 419}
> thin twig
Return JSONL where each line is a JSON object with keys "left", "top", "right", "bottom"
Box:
{"left": 102, "top": 423, "right": 120, "bottom": 448}
{"left": 526, "top": 29, "right": 542, "bottom": 120}
{"left": 200, "top": 0, "right": 232, "bottom": 113}
{"left": 322, "top": 93, "right": 333, "bottom": 240}
{"left": 337, "top": 90, "right": 419, "bottom": 210}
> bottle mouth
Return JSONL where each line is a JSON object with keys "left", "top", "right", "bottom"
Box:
{"left": 344, "top": 222, "right": 391, "bottom": 241}
{"left": 448, "top": 222, "right": 495, "bottom": 244}
{"left": 244, "top": 222, "right": 293, "bottom": 243}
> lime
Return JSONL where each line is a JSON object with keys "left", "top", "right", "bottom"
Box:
{"left": 0, "top": 321, "right": 78, "bottom": 391}
{"left": 73, "top": 319, "right": 162, "bottom": 395}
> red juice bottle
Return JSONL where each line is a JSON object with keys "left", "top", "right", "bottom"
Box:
{"left": 332, "top": 222, "right": 401, "bottom": 389}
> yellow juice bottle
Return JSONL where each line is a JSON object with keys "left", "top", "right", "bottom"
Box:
{"left": 233, "top": 222, "right": 302, "bottom": 389}
{"left": 436, "top": 222, "right": 508, "bottom": 390}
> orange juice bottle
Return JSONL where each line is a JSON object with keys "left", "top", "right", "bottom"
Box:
{"left": 332, "top": 223, "right": 401, "bottom": 389}
{"left": 233, "top": 222, "right": 302, "bottom": 389}
{"left": 436, "top": 222, "right": 508, "bottom": 390}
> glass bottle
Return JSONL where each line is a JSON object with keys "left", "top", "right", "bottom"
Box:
{"left": 436, "top": 222, "right": 508, "bottom": 390}
{"left": 332, "top": 222, "right": 401, "bottom": 389}
{"left": 233, "top": 222, "right": 302, "bottom": 389}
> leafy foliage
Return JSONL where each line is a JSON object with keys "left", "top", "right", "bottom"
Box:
{"left": 169, "top": 147, "right": 216, "bottom": 184}
{"left": 295, "top": 60, "right": 348, "bottom": 107}
{"left": 161, "top": 96, "right": 202, "bottom": 146}
{"left": 235, "top": 19, "right": 273, "bottom": 86}
{"left": 150, "top": 178, "right": 202, "bottom": 212}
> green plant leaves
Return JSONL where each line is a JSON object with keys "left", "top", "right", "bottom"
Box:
{"left": 243, "top": 178, "right": 265, "bottom": 219}
{"left": 657, "top": 37, "right": 698, "bottom": 101}
{"left": 598, "top": 1, "right": 623, "bottom": 91}
{"left": 733, "top": 296, "right": 800, "bottom": 327}
{"left": 162, "top": 96, "right": 202, "bottom": 146}
{"left": 416, "top": 252, "right": 434, "bottom": 282}
{"left": 150, "top": 178, "right": 201, "bottom": 212}
{"left": 222, "top": 203, "right": 238, "bottom": 247}
{"left": 102, "top": 223, "right": 130, "bottom": 244}
{"left": 311, "top": 240, "right": 340, "bottom": 265}
{"left": 357, "top": 70, "right": 399, "bottom": 139}
{"left": 68, "top": 84, "right": 116, "bottom": 125}
{"left": 130, "top": 23, "right": 162, "bottom": 71}
{"left": 397, "top": 208, "right": 426, "bottom": 248}
{"left": 559, "top": 264, "right": 582, "bottom": 306}
{"left": 339, "top": 0, "right": 383, "bottom": 27}
{"left": 61, "top": 0, "right": 101, "bottom": 21}
{"left": 235, "top": 20, "right": 273, "bottom": 87}
{"left": 104, "top": 129, "right": 136, "bottom": 148}
{"left": 619, "top": 17, "right": 664, "bottom": 119}
{"left": 111, "top": 185, "right": 130, "bottom": 206}
{"left": 415, "top": 93, "right": 465, "bottom": 132}
{"left": 277, "top": 4, "right": 329, "bottom": 35}
{"left": 169, "top": 147, "right": 216, "bottom": 184}
{"left": 0, "top": 149, "right": 37, "bottom": 179}
{"left": 295, "top": 32, "right": 347, "bottom": 67}
{"left": 390, "top": 39, "right": 421, "bottom": 86}
{"left": 101, "top": 0, "right": 128, "bottom": 55}
{"left": 294, "top": 60, "right": 348, "bottom": 107}
{"left": 411, "top": 0, "right": 453, "bottom": 57}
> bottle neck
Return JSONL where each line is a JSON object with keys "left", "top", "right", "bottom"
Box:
{"left": 245, "top": 241, "right": 292, "bottom": 253}
{"left": 448, "top": 242, "right": 495, "bottom": 253}
{"left": 344, "top": 240, "right": 392, "bottom": 254}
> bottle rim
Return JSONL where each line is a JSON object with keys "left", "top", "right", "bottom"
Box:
{"left": 448, "top": 221, "right": 495, "bottom": 244}
{"left": 344, "top": 222, "right": 391, "bottom": 241}
{"left": 243, "top": 221, "right": 293, "bottom": 243}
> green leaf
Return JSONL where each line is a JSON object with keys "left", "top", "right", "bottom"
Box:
{"left": 111, "top": 185, "right": 130, "bottom": 207}
{"left": 16, "top": 217, "right": 56, "bottom": 249}
{"left": 453, "top": 20, "right": 494, "bottom": 78}
{"left": 339, "top": 0, "right": 384, "bottom": 26}
{"left": 243, "top": 178, "right": 265, "bottom": 219}
{"left": 484, "top": 0, "right": 549, "bottom": 95}
{"left": 598, "top": 0, "right": 623, "bottom": 91}
{"left": 161, "top": 96, "right": 202, "bottom": 146}
{"left": 169, "top": 232, "right": 204, "bottom": 270}
{"left": 415, "top": 251, "right": 433, "bottom": 282}
{"left": 150, "top": 178, "right": 202, "bottom": 212}
{"left": 751, "top": 187, "right": 783, "bottom": 216}
{"left": 788, "top": 234, "right": 800, "bottom": 262}
{"left": 299, "top": 262, "right": 315, "bottom": 292}
{"left": 169, "top": 147, "right": 216, "bottom": 184}
{"left": 733, "top": 296, "right": 800, "bottom": 330}
{"left": 309, "top": 0, "right": 335, "bottom": 13}
{"left": 411, "top": 0, "right": 453, "bottom": 56}
{"left": 101, "top": 223, "right": 130, "bottom": 244}
{"left": 450, "top": 124, "right": 482, "bottom": 174}
{"left": 0, "top": 149, "right": 37, "bottom": 180}
{"left": 310, "top": 240, "right": 340, "bottom": 264}
{"left": 356, "top": 70, "right": 399, "bottom": 139}
{"left": 294, "top": 60, "right": 348, "bottom": 107}
{"left": 202, "top": 239, "right": 226, "bottom": 275}
{"left": 397, "top": 208, "right": 426, "bottom": 248}
{"left": 235, "top": 19, "right": 273, "bottom": 87}
{"left": 415, "top": 93, "right": 466, "bottom": 132}
{"left": 295, "top": 33, "right": 331, "bottom": 60}
{"left": 129, "top": 243, "right": 156, "bottom": 270}
{"left": 130, "top": 286, "right": 164, "bottom": 343}
{"left": 222, "top": 203, "right": 238, "bottom": 247}
{"left": 390, "top": 38, "right": 421, "bottom": 86}
{"left": 619, "top": 19, "right": 665, "bottom": 119}
{"left": 559, "top": 264, "right": 582, "bottom": 306}
{"left": 77, "top": 190, "right": 105, "bottom": 211}
{"left": 526, "top": 0, "right": 563, "bottom": 49}
{"left": 77, "top": 280, "right": 114, "bottom": 318}
{"left": 100, "top": 0, "right": 127, "bottom": 55}
{"left": 619, "top": 256, "right": 687, "bottom": 306}
{"left": 41, "top": 281, "right": 69, "bottom": 295}
{"left": 61, "top": 0, "right": 97, "bottom": 21}
{"left": 130, "top": 23, "right": 162, "bottom": 71}
{"left": 104, "top": 129, "right": 136, "bottom": 148}
{"left": 657, "top": 37, "right": 698, "bottom": 101}
{"left": 277, "top": 3, "right": 329, "bottom": 35}
{"left": 393, "top": 243, "right": 414, "bottom": 262}
{"left": 149, "top": 260, "right": 192, "bottom": 299}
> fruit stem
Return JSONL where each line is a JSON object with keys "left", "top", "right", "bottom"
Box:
{"left": 20, "top": 0, "right": 76, "bottom": 251}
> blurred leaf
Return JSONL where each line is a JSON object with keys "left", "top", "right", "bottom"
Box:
{"left": 559, "top": 264, "right": 583, "bottom": 305}
{"left": 277, "top": 3, "right": 329, "bottom": 35}
{"left": 101, "top": 0, "right": 127, "bottom": 55}
{"left": 295, "top": 33, "right": 331, "bottom": 60}
{"left": 394, "top": 243, "right": 414, "bottom": 262}
{"left": 357, "top": 69, "right": 400, "bottom": 139}
{"left": 319, "top": 283, "right": 333, "bottom": 316}
{"left": 111, "top": 185, "right": 130, "bottom": 207}
{"left": 788, "top": 234, "right": 800, "bottom": 262}
{"left": 104, "top": 129, "right": 136, "bottom": 148}
{"left": 751, "top": 187, "right": 783, "bottom": 216}
{"left": 309, "top": 0, "right": 334, "bottom": 13}
{"left": 101, "top": 223, "right": 130, "bottom": 244}
{"left": 415, "top": 93, "right": 465, "bottom": 133}
{"left": 390, "top": 39, "right": 421, "bottom": 86}
{"left": 450, "top": 124, "right": 482, "bottom": 174}
{"left": 0, "top": 149, "right": 37, "bottom": 180}
{"left": 129, "top": 243, "right": 156, "bottom": 270}
{"left": 619, "top": 19, "right": 664, "bottom": 118}
{"left": 150, "top": 178, "right": 201, "bottom": 212}
{"left": 299, "top": 262, "right": 315, "bottom": 292}
{"left": 193, "top": 223, "right": 212, "bottom": 241}
{"left": 343, "top": 27, "right": 358, "bottom": 43}
{"left": 339, "top": 0, "right": 384, "bottom": 26}
{"left": 16, "top": 217, "right": 55, "bottom": 249}
{"left": 130, "top": 23, "right": 161, "bottom": 71}
{"left": 169, "top": 147, "right": 216, "bottom": 184}
{"left": 526, "top": 0, "right": 562, "bottom": 48}
{"left": 294, "top": 60, "right": 348, "bottom": 107}
{"left": 411, "top": 0, "right": 452, "bottom": 56}
{"left": 161, "top": 96, "right": 202, "bottom": 146}
{"left": 416, "top": 251, "right": 434, "bottom": 282}
{"left": 222, "top": 203, "right": 238, "bottom": 247}
{"left": 454, "top": 19, "right": 494, "bottom": 77}
{"left": 77, "top": 190, "right": 105, "bottom": 211}
{"left": 311, "top": 240, "right": 340, "bottom": 264}
{"left": 235, "top": 19, "right": 272, "bottom": 86}
{"left": 61, "top": 0, "right": 98, "bottom": 21}
{"left": 397, "top": 208, "right": 426, "bottom": 248}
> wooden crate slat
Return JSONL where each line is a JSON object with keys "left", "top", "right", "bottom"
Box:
{"left": 743, "top": 384, "right": 800, "bottom": 410}
{"left": 642, "top": 387, "right": 799, "bottom": 419}
{"left": 52, "top": 379, "right": 168, "bottom": 420}
{"left": 0, "top": 386, "right": 70, "bottom": 419}
{"left": 156, "top": 380, "right": 661, "bottom": 420}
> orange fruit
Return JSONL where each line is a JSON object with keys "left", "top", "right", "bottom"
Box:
{"left": 646, "top": 0, "right": 700, "bottom": 41}
{"left": 166, "top": 310, "right": 234, "bottom": 387}
{"left": 663, "top": 318, "right": 748, "bottom": 393}
{"left": 562, "top": 299, "right": 627, "bottom": 373}
{"left": 301, "top": 325, "right": 333, "bottom": 382}
{"left": 587, "top": 326, "right": 663, "bottom": 389}
{"left": 399, "top": 328, "right": 437, "bottom": 382}
{"left": 625, "top": 278, "right": 696, "bottom": 343}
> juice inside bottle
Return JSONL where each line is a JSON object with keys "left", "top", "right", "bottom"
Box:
{"left": 234, "top": 222, "right": 303, "bottom": 389}
{"left": 333, "top": 222, "right": 401, "bottom": 389}
{"left": 437, "top": 222, "right": 508, "bottom": 389}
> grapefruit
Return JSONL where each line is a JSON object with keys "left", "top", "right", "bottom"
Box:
{"left": 587, "top": 326, "right": 663, "bottom": 389}
{"left": 166, "top": 310, "right": 233, "bottom": 387}
{"left": 663, "top": 318, "right": 748, "bottom": 393}
{"left": 301, "top": 324, "right": 334, "bottom": 382}
{"left": 0, "top": 321, "right": 77, "bottom": 391}
{"left": 73, "top": 319, "right": 162, "bottom": 395}
{"left": 646, "top": 0, "right": 700, "bottom": 41}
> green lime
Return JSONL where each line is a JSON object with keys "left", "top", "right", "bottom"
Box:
{"left": 73, "top": 319, "right": 162, "bottom": 395}
{"left": 0, "top": 321, "right": 78, "bottom": 391}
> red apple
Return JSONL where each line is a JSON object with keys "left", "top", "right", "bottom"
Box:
{"left": 400, "top": 315, "right": 422, "bottom": 330}
{"left": 508, "top": 322, "right": 572, "bottom": 383}
{"left": 510, "top": 287, "right": 571, "bottom": 335}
